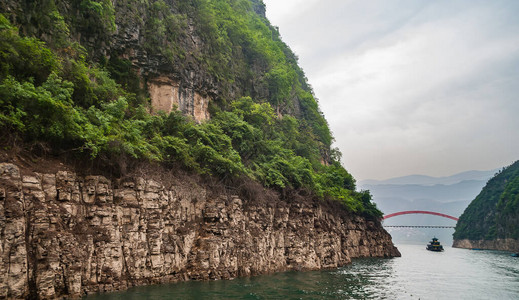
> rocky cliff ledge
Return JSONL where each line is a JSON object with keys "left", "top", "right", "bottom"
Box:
{"left": 0, "top": 162, "right": 399, "bottom": 299}
{"left": 453, "top": 239, "right": 519, "bottom": 252}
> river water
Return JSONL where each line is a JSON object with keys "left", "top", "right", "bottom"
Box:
{"left": 85, "top": 243, "right": 519, "bottom": 299}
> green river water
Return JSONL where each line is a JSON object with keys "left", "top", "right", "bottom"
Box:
{"left": 85, "top": 243, "right": 519, "bottom": 299}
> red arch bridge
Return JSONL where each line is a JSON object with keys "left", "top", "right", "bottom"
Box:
{"left": 382, "top": 210, "right": 458, "bottom": 228}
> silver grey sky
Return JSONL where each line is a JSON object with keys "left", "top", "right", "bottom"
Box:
{"left": 262, "top": 0, "right": 519, "bottom": 180}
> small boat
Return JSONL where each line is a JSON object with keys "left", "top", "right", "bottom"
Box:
{"left": 426, "top": 237, "right": 444, "bottom": 252}
{"left": 511, "top": 253, "right": 519, "bottom": 257}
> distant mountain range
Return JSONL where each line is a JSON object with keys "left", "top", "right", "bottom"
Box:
{"left": 361, "top": 180, "right": 492, "bottom": 204}
{"left": 361, "top": 169, "right": 499, "bottom": 245}
{"left": 360, "top": 169, "right": 499, "bottom": 186}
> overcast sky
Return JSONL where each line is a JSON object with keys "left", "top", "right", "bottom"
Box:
{"left": 262, "top": 0, "right": 519, "bottom": 181}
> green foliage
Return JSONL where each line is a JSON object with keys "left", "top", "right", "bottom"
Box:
{"left": 0, "top": 14, "right": 59, "bottom": 84}
{"left": 176, "top": 0, "right": 332, "bottom": 153}
{"left": 266, "top": 65, "right": 295, "bottom": 107}
{"left": 143, "top": 0, "right": 187, "bottom": 62}
{"left": 184, "top": 123, "right": 245, "bottom": 177}
{"left": 104, "top": 56, "right": 147, "bottom": 106}
{"left": 297, "top": 88, "right": 333, "bottom": 147}
{"left": 0, "top": 6, "right": 383, "bottom": 219}
{"left": 63, "top": 58, "right": 123, "bottom": 108}
{"left": 78, "top": 0, "right": 116, "bottom": 32}
{"left": 0, "top": 74, "right": 77, "bottom": 142}
{"left": 494, "top": 170, "right": 519, "bottom": 239}
{"left": 454, "top": 161, "right": 519, "bottom": 240}
{"left": 9, "top": 0, "right": 72, "bottom": 48}
{"left": 79, "top": 98, "right": 163, "bottom": 160}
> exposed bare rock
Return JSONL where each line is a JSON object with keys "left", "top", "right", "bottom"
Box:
{"left": 148, "top": 76, "right": 211, "bottom": 123}
{"left": 0, "top": 163, "right": 399, "bottom": 298}
{"left": 453, "top": 239, "right": 519, "bottom": 252}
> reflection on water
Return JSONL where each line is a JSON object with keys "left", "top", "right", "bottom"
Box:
{"left": 86, "top": 244, "right": 519, "bottom": 300}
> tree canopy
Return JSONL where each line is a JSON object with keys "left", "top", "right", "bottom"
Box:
{"left": 0, "top": 1, "right": 382, "bottom": 218}
{"left": 454, "top": 160, "right": 519, "bottom": 240}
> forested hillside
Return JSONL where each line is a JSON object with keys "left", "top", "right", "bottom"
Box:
{"left": 454, "top": 160, "right": 519, "bottom": 241}
{"left": 0, "top": 0, "right": 380, "bottom": 217}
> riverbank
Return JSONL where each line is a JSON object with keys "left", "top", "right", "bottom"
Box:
{"left": 453, "top": 238, "right": 519, "bottom": 252}
{"left": 84, "top": 244, "right": 519, "bottom": 299}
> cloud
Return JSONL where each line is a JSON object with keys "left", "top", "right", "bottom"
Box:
{"left": 263, "top": 0, "right": 519, "bottom": 180}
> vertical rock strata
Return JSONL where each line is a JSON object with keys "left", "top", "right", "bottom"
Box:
{"left": 0, "top": 163, "right": 399, "bottom": 298}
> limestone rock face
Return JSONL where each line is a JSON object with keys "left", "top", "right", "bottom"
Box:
{"left": 148, "top": 76, "right": 211, "bottom": 123}
{"left": 453, "top": 239, "right": 519, "bottom": 252}
{"left": 0, "top": 163, "right": 399, "bottom": 298}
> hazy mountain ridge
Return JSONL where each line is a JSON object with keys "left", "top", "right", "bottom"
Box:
{"left": 362, "top": 179, "right": 489, "bottom": 204}
{"left": 360, "top": 170, "right": 497, "bottom": 221}
{"left": 363, "top": 169, "right": 498, "bottom": 244}
{"left": 361, "top": 169, "right": 499, "bottom": 186}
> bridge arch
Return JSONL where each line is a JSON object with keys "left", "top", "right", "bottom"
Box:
{"left": 383, "top": 210, "right": 458, "bottom": 221}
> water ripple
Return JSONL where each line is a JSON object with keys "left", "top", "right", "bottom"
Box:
{"left": 85, "top": 244, "right": 519, "bottom": 300}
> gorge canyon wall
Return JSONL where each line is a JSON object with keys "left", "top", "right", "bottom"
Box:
{"left": 0, "top": 162, "right": 399, "bottom": 299}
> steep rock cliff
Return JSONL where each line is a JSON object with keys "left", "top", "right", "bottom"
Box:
{"left": 0, "top": 1, "right": 400, "bottom": 297}
{"left": 0, "top": 162, "right": 399, "bottom": 298}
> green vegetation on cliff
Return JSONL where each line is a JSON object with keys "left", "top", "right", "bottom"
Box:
{"left": 454, "top": 160, "right": 519, "bottom": 240}
{"left": 0, "top": 0, "right": 380, "bottom": 218}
